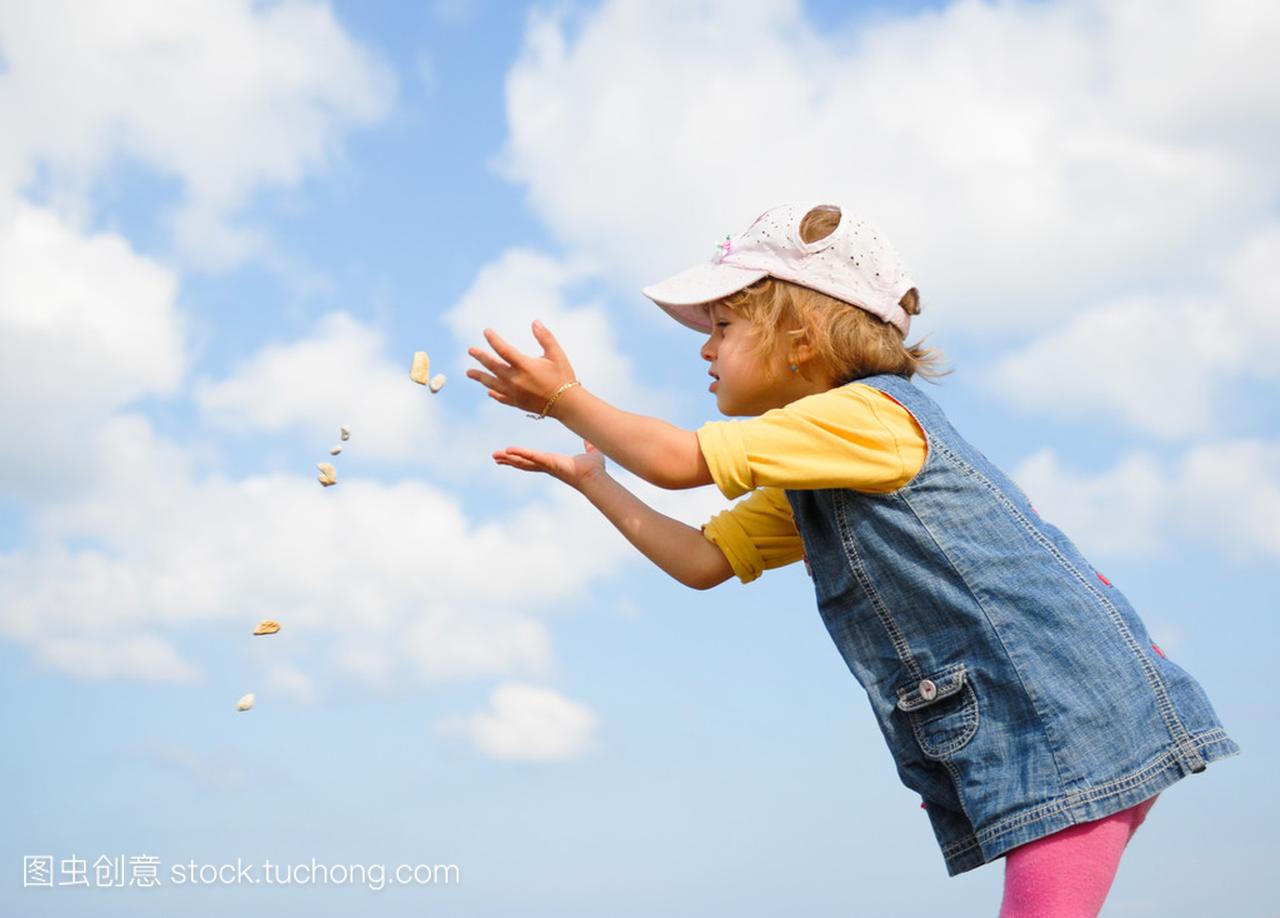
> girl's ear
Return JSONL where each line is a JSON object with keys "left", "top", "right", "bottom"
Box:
{"left": 789, "top": 329, "right": 818, "bottom": 365}
{"left": 788, "top": 330, "right": 836, "bottom": 384}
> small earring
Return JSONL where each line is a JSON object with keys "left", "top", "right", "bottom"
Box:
{"left": 789, "top": 363, "right": 799, "bottom": 373}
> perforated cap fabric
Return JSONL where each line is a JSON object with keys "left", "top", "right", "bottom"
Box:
{"left": 642, "top": 202, "right": 916, "bottom": 336}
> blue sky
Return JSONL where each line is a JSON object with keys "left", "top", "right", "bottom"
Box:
{"left": 2, "top": 1, "right": 1277, "bottom": 916}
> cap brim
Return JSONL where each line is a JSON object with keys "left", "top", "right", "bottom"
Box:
{"left": 642, "top": 261, "right": 768, "bottom": 333}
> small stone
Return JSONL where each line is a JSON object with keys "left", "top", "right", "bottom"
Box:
{"left": 236, "top": 693, "right": 255, "bottom": 712}
{"left": 429, "top": 373, "right": 446, "bottom": 393}
{"left": 253, "top": 619, "right": 280, "bottom": 636}
{"left": 410, "top": 351, "right": 431, "bottom": 385}
{"left": 317, "top": 462, "right": 337, "bottom": 487}
{"left": 340, "top": 426, "right": 350, "bottom": 441}
{"left": 329, "top": 445, "right": 342, "bottom": 456}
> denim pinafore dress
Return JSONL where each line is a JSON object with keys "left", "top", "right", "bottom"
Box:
{"left": 785, "top": 373, "right": 1239, "bottom": 876}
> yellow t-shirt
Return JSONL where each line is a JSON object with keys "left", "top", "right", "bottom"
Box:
{"left": 697, "top": 382, "right": 927, "bottom": 584}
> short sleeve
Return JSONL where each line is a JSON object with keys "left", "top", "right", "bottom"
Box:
{"left": 701, "top": 487, "right": 804, "bottom": 584}
{"left": 696, "top": 383, "right": 926, "bottom": 500}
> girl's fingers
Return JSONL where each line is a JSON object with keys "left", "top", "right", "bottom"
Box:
{"left": 494, "top": 448, "right": 547, "bottom": 473}
{"left": 532, "top": 320, "right": 567, "bottom": 364}
{"left": 467, "top": 347, "right": 512, "bottom": 378}
{"left": 493, "top": 447, "right": 532, "bottom": 464}
{"left": 505, "top": 446, "right": 549, "bottom": 466}
{"left": 466, "top": 368, "right": 501, "bottom": 390}
{"left": 497, "top": 455, "right": 540, "bottom": 472}
{"left": 483, "top": 328, "right": 526, "bottom": 368}
{"left": 496, "top": 446, "right": 540, "bottom": 460}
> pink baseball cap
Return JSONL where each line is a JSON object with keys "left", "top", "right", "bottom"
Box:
{"left": 642, "top": 202, "right": 917, "bottom": 336}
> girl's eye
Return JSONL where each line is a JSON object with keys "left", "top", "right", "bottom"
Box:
{"left": 715, "top": 320, "right": 730, "bottom": 328}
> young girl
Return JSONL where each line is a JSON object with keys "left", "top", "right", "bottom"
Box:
{"left": 465, "top": 202, "right": 1238, "bottom": 916}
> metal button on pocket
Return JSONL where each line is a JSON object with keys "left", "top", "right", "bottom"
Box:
{"left": 895, "top": 664, "right": 979, "bottom": 761}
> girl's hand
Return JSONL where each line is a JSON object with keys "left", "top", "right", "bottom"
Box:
{"left": 466, "top": 320, "right": 577, "bottom": 417}
{"left": 493, "top": 440, "right": 607, "bottom": 491}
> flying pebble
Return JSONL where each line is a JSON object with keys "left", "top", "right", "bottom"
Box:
{"left": 236, "top": 693, "right": 255, "bottom": 712}
{"left": 340, "top": 425, "right": 350, "bottom": 441}
{"left": 329, "top": 445, "right": 342, "bottom": 456}
{"left": 253, "top": 619, "right": 281, "bottom": 636}
{"left": 317, "top": 462, "right": 337, "bottom": 487}
{"left": 429, "top": 373, "right": 446, "bottom": 393}
{"left": 410, "top": 351, "right": 431, "bottom": 385}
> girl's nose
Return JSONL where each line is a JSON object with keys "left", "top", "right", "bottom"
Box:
{"left": 700, "top": 335, "right": 715, "bottom": 362}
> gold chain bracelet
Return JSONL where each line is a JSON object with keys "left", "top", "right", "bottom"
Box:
{"left": 527, "top": 380, "right": 581, "bottom": 420}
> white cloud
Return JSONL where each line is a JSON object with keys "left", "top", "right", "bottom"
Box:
{"left": 1012, "top": 439, "right": 1280, "bottom": 563}
{"left": 436, "top": 682, "right": 600, "bottom": 762}
{"left": 985, "top": 223, "right": 1280, "bottom": 437}
{"left": 500, "top": 0, "right": 1280, "bottom": 329}
{"left": 1013, "top": 449, "right": 1167, "bottom": 557}
{"left": 0, "top": 201, "right": 186, "bottom": 499}
{"left": 1178, "top": 440, "right": 1280, "bottom": 562}
{"left": 0, "top": 230, "right": 725, "bottom": 687}
{"left": 0, "top": 410, "right": 638, "bottom": 686}
{"left": 0, "top": 202, "right": 183, "bottom": 402}
{"left": 194, "top": 311, "right": 445, "bottom": 463}
{"left": 0, "top": 0, "right": 393, "bottom": 267}
{"left": 985, "top": 294, "right": 1242, "bottom": 439}
{"left": 0, "top": 0, "right": 751, "bottom": 702}
{"left": 30, "top": 633, "right": 201, "bottom": 684}
{"left": 0, "top": 0, "right": 393, "bottom": 491}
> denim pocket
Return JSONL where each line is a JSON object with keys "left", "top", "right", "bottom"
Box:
{"left": 895, "top": 663, "right": 979, "bottom": 760}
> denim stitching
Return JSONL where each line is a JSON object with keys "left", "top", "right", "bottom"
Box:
{"left": 867, "top": 374, "right": 1198, "bottom": 777}
{"left": 941, "top": 758, "right": 982, "bottom": 857}
{"left": 912, "top": 679, "right": 980, "bottom": 759}
{"left": 941, "top": 727, "right": 1233, "bottom": 869}
{"left": 895, "top": 662, "right": 965, "bottom": 711}
{"left": 929, "top": 437, "right": 1204, "bottom": 773}
{"left": 943, "top": 834, "right": 982, "bottom": 860}
{"left": 895, "top": 491, "right": 1074, "bottom": 791}
{"left": 974, "top": 728, "right": 1231, "bottom": 847}
{"left": 832, "top": 494, "right": 923, "bottom": 682}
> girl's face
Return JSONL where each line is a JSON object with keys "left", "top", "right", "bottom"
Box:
{"left": 701, "top": 303, "right": 823, "bottom": 416}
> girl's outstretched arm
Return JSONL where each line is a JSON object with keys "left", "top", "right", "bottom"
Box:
{"left": 494, "top": 441, "right": 734, "bottom": 590}
{"left": 467, "top": 321, "right": 713, "bottom": 491}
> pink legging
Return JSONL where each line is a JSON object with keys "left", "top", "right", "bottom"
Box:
{"left": 998, "top": 795, "right": 1159, "bottom": 918}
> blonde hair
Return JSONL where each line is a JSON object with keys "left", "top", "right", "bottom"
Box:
{"left": 715, "top": 208, "right": 949, "bottom": 384}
